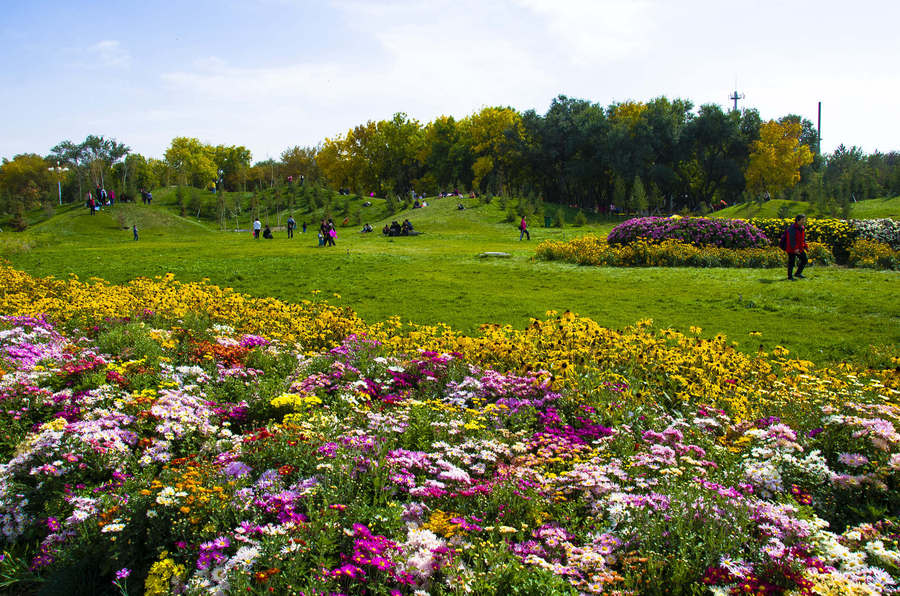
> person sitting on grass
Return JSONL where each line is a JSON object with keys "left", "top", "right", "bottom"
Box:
{"left": 262, "top": 225, "right": 273, "bottom": 239}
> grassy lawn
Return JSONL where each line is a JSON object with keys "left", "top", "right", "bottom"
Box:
{"left": 713, "top": 195, "right": 900, "bottom": 219}
{"left": 2, "top": 194, "right": 898, "bottom": 365}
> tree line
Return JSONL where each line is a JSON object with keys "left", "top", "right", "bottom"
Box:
{"left": 3, "top": 95, "right": 899, "bottom": 224}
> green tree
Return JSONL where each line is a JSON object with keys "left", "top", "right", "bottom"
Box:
{"left": 0, "top": 153, "right": 52, "bottom": 216}
{"left": 214, "top": 145, "right": 253, "bottom": 191}
{"left": 49, "top": 140, "right": 88, "bottom": 202}
{"left": 745, "top": 120, "right": 814, "bottom": 198}
{"left": 461, "top": 106, "right": 527, "bottom": 194}
{"left": 613, "top": 175, "right": 628, "bottom": 213}
{"left": 81, "top": 135, "right": 129, "bottom": 189}
{"left": 632, "top": 176, "right": 648, "bottom": 213}
{"left": 164, "top": 137, "right": 216, "bottom": 188}
{"left": 554, "top": 206, "right": 566, "bottom": 228}
{"left": 676, "top": 105, "right": 749, "bottom": 210}
{"left": 280, "top": 145, "right": 321, "bottom": 187}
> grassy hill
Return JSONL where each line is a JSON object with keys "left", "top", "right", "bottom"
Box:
{"left": 1, "top": 190, "right": 897, "bottom": 366}
{"left": 712, "top": 196, "right": 900, "bottom": 219}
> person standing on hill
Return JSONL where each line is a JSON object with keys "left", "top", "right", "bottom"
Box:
{"left": 519, "top": 215, "right": 530, "bottom": 241}
{"left": 318, "top": 219, "right": 328, "bottom": 247}
{"left": 133, "top": 224, "right": 138, "bottom": 241}
{"left": 287, "top": 215, "right": 296, "bottom": 239}
{"left": 783, "top": 214, "right": 808, "bottom": 281}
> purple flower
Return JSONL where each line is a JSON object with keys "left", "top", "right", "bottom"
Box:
{"left": 115, "top": 568, "right": 131, "bottom": 580}
{"left": 223, "top": 461, "right": 253, "bottom": 478}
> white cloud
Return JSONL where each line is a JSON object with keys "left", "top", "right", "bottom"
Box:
{"left": 513, "top": 0, "right": 655, "bottom": 65}
{"left": 86, "top": 40, "right": 131, "bottom": 68}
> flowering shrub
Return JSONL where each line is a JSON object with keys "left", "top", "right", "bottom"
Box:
{"left": 0, "top": 268, "right": 898, "bottom": 594}
{"left": 537, "top": 235, "right": 834, "bottom": 268}
{"left": 848, "top": 238, "right": 900, "bottom": 270}
{"left": 608, "top": 217, "right": 769, "bottom": 249}
{"left": 747, "top": 218, "right": 859, "bottom": 259}
{"left": 852, "top": 218, "right": 900, "bottom": 250}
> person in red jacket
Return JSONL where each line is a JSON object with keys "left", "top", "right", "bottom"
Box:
{"left": 784, "top": 214, "right": 808, "bottom": 280}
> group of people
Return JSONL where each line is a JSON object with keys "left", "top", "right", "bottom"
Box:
{"left": 319, "top": 219, "right": 337, "bottom": 246}
{"left": 383, "top": 219, "right": 415, "bottom": 236}
{"left": 139, "top": 189, "right": 153, "bottom": 205}
{"left": 85, "top": 186, "right": 118, "bottom": 215}
{"left": 252, "top": 219, "right": 273, "bottom": 239}
{"left": 253, "top": 216, "right": 310, "bottom": 240}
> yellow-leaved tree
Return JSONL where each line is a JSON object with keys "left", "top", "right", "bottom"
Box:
{"left": 745, "top": 120, "right": 814, "bottom": 197}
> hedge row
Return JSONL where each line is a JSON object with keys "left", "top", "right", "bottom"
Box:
{"left": 537, "top": 236, "right": 834, "bottom": 268}
{"left": 607, "top": 217, "right": 768, "bottom": 249}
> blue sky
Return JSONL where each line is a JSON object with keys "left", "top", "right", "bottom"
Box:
{"left": 2, "top": 0, "right": 898, "bottom": 162}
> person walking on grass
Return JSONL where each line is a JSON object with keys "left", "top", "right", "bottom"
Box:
{"left": 132, "top": 224, "right": 138, "bottom": 241}
{"left": 519, "top": 215, "right": 530, "bottom": 241}
{"left": 287, "top": 215, "right": 296, "bottom": 239}
{"left": 783, "top": 214, "right": 808, "bottom": 281}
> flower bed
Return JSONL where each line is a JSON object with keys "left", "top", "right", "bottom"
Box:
{"left": 0, "top": 267, "right": 899, "bottom": 594}
{"left": 848, "top": 238, "right": 900, "bottom": 270}
{"left": 746, "top": 218, "right": 858, "bottom": 260}
{"left": 607, "top": 217, "right": 769, "bottom": 249}
{"left": 537, "top": 235, "right": 834, "bottom": 268}
{"left": 852, "top": 219, "right": 900, "bottom": 250}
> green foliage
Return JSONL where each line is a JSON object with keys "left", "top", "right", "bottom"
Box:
{"left": 631, "top": 176, "right": 648, "bottom": 213}
{"left": 613, "top": 176, "right": 627, "bottom": 213}
{"left": 573, "top": 210, "right": 587, "bottom": 226}
{"left": 505, "top": 203, "right": 517, "bottom": 223}
{"left": 847, "top": 238, "right": 899, "bottom": 270}
{"left": 554, "top": 206, "right": 565, "bottom": 228}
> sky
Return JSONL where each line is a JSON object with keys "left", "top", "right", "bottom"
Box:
{"left": 1, "top": 0, "right": 898, "bottom": 162}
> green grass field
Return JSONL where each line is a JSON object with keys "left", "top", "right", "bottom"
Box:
{"left": 2, "top": 192, "right": 898, "bottom": 366}
{"left": 713, "top": 195, "right": 900, "bottom": 219}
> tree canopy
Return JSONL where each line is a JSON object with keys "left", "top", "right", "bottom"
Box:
{"left": 3, "top": 94, "right": 899, "bottom": 220}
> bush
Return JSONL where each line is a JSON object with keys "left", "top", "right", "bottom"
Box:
{"left": 554, "top": 207, "right": 565, "bottom": 228}
{"left": 608, "top": 217, "right": 768, "bottom": 249}
{"left": 537, "top": 235, "right": 834, "bottom": 268}
{"left": 746, "top": 218, "right": 858, "bottom": 261}
{"left": 852, "top": 218, "right": 900, "bottom": 250}
{"left": 573, "top": 210, "right": 588, "bottom": 227}
{"left": 847, "top": 238, "right": 899, "bottom": 270}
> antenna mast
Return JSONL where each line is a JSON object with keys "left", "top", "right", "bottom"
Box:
{"left": 729, "top": 90, "right": 745, "bottom": 112}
